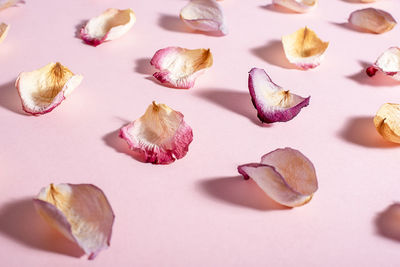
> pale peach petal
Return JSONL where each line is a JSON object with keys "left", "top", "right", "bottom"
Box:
{"left": 15, "top": 62, "right": 83, "bottom": 115}
{"left": 374, "top": 103, "right": 400, "bottom": 144}
{"left": 80, "top": 8, "right": 136, "bottom": 46}
{"left": 238, "top": 148, "right": 318, "bottom": 207}
{"left": 150, "top": 47, "right": 213, "bottom": 89}
{"left": 180, "top": 0, "right": 228, "bottom": 35}
{"left": 34, "top": 183, "right": 115, "bottom": 260}
{"left": 282, "top": 27, "right": 329, "bottom": 70}
{"left": 0, "top": 0, "right": 24, "bottom": 11}
{"left": 120, "top": 102, "right": 193, "bottom": 164}
{"left": 272, "top": 0, "right": 318, "bottom": 13}
{"left": 0, "top": 23, "right": 9, "bottom": 44}
{"left": 349, "top": 8, "right": 396, "bottom": 34}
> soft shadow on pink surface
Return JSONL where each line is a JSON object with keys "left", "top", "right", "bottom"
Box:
{"left": 198, "top": 176, "right": 289, "bottom": 211}
{"left": 260, "top": 4, "right": 297, "bottom": 14}
{"left": 195, "top": 89, "right": 269, "bottom": 126}
{"left": 134, "top": 57, "right": 153, "bottom": 75}
{"left": 157, "top": 14, "right": 224, "bottom": 37}
{"left": 330, "top": 22, "right": 365, "bottom": 33}
{"left": 347, "top": 61, "right": 400, "bottom": 87}
{"left": 0, "top": 81, "right": 27, "bottom": 115}
{"left": 339, "top": 116, "right": 398, "bottom": 148}
{"left": 251, "top": 40, "right": 296, "bottom": 69}
{"left": 0, "top": 198, "right": 84, "bottom": 258}
{"left": 375, "top": 203, "right": 400, "bottom": 242}
{"left": 74, "top": 20, "right": 87, "bottom": 40}
{"left": 102, "top": 129, "right": 146, "bottom": 163}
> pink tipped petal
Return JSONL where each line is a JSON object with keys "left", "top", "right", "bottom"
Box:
{"left": 0, "top": 0, "right": 24, "bottom": 10}
{"left": 15, "top": 62, "right": 83, "bottom": 116}
{"left": 248, "top": 68, "right": 310, "bottom": 123}
{"left": 0, "top": 23, "right": 9, "bottom": 44}
{"left": 272, "top": 0, "right": 318, "bottom": 13}
{"left": 282, "top": 27, "right": 329, "bottom": 70}
{"left": 349, "top": 8, "right": 396, "bottom": 34}
{"left": 80, "top": 8, "right": 135, "bottom": 46}
{"left": 120, "top": 102, "right": 193, "bottom": 164}
{"left": 238, "top": 148, "right": 317, "bottom": 207}
{"left": 367, "top": 47, "right": 400, "bottom": 81}
{"left": 150, "top": 47, "right": 213, "bottom": 89}
{"left": 34, "top": 183, "right": 115, "bottom": 260}
{"left": 180, "top": 0, "right": 228, "bottom": 35}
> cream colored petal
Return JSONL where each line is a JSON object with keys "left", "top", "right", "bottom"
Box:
{"left": 0, "top": 0, "right": 24, "bottom": 11}
{"left": 282, "top": 27, "right": 329, "bottom": 70}
{"left": 374, "top": 103, "right": 400, "bottom": 144}
{"left": 0, "top": 23, "right": 9, "bottom": 44}
{"left": 272, "top": 0, "right": 318, "bottom": 13}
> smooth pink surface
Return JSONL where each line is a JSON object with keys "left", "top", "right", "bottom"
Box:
{"left": 1, "top": 0, "right": 400, "bottom": 266}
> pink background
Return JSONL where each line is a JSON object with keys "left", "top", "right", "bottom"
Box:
{"left": 1, "top": 0, "right": 400, "bottom": 266}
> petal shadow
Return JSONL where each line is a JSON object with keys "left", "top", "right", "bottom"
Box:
{"left": 0, "top": 80, "right": 27, "bottom": 115}
{"left": 251, "top": 40, "right": 296, "bottom": 69}
{"left": 134, "top": 57, "right": 153, "bottom": 75}
{"left": 198, "top": 176, "right": 289, "bottom": 211}
{"left": 338, "top": 116, "right": 398, "bottom": 148}
{"left": 74, "top": 20, "right": 87, "bottom": 40}
{"left": 375, "top": 203, "right": 400, "bottom": 242}
{"left": 259, "top": 4, "right": 298, "bottom": 14}
{"left": 0, "top": 198, "right": 84, "bottom": 258}
{"left": 195, "top": 88, "right": 268, "bottom": 126}
{"left": 347, "top": 61, "right": 400, "bottom": 87}
{"left": 157, "top": 14, "right": 224, "bottom": 36}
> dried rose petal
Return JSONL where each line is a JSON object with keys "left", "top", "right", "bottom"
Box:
{"left": 272, "top": 0, "right": 318, "bottom": 13}
{"left": 34, "top": 183, "right": 115, "bottom": 260}
{"left": 0, "top": 22, "right": 9, "bottom": 44}
{"left": 248, "top": 68, "right": 310, "bottom": 123}
{"left": 119, "top": 102, "right": 193, "bottom": 164}
{"left": 180, "top": 0, "right": 228, "bottom": 35}
{"left": 374, "top": 103, "right": 400, "bottom": 144}
{"left": 366, "top": 47, "right": 400, "bottom": 81}
{"left": 349, "top": 8, "right": 396, "bottom": 34}
{"left": 238, "top": 148, "right": 318, "bottom": 207}
{"left": 80, "top": 8, "right": 136, "bottom": 46}
{"left": 15, "top": 62, "right": 83, "bottom": 115}
{"left": 282, "top": 27, "right": 329, "bottom": 70}
{"left": 0, "top": 0, "right": 24, "bottom": 11}
{"left": 150, "top": 47, "right": 213, "bottom": 89}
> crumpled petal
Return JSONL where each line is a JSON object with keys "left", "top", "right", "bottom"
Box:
{"left": 272, "top": 0, "right": 318, "bottom": 13}
{"left": 282, "top": 27, "right": 329, "bottom": 70}
{"left": 349, "top": 8, "right": 396, "bottom": 34}
{"left": 0, "top": 22, "right": 9, "bottom": 44}
{"left": 150, "top": 47, "right": 213, "bottom": 89}
{"left": 0, "top": 0, "right": 24, "bottom": 11}
{"left": 119, "top": 101, "right": 193, "bottom": 164}
{"left": 15, "top": 62, "right": 83, "bottom": 115}
{"left": 80, "top": 8, "right": 136, "bottom": 46}
{"left": 33, "top": 183, "right": 115, "bottom": 260}
{"left": 366, "top": 47, "right": 400, "bottom": 81}
{"left": 238, "top": 148, "right": 318, "bottom": 207}
{"left": 180, "top": 0, "right": 228, "bottom": 35}
{"left": 374, "top": 103, "right": 400, "bottom": 144}
{"left": 248, "top": 68, "right": 310, "bottom": 123}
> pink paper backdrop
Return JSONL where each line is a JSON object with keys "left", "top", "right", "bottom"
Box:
{"left": 1, "top": 0, "right": 400, "bottom": 266}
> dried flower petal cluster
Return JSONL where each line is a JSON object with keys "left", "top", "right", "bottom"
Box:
{"left": 80, "top": 8, "right": 136, "bottom": 46}
{"left": 15, "top": 62, "right": 83, "bottom": 115}
{"left": 374, "top": 103, "right": 400, "bottom": 144}
{"left": 349, "top": 8, "right": 396, "bottom": 34}
{"left": 150, "top": 47, "right": 213, "bottom": 89}
{"left": 120, "top": 102, "right": 193, "bottom": 164}
{"left": 282, "top": 27, "right": 329, "bottom": 70}
{"left": 272, "top": 0, "right": 318, "bottom": 13}
{"left": 180, "top": 0, "right": 227, "bottom": 35}
{"left": 248, "top": 68, "right": 309, "bottom": 123}
{"left": 238, "top": 148, "right": 318, "bottom": 207}
{"left": 34, "top": 183, "right": 115, "bottom": 260}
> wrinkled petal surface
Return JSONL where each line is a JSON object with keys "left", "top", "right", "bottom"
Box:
{"left": 238, "top": 148, "right": 318, "bottom": 207}
{"left": 366, "top": 47, "right": 400, "bottom": 81}
{"left": 0, "top": 22, "right": 9, "bottom": 44}
{"left": 34, "top": 183, "right": 115, "bottom": 260}
{"left": 282, "top": 27, "right": 329, "bottom": 69}
{"left": 374, "top": 103, "right": 400, "bottom": 144}
{"left": 15, "top": 62, "right": 83, "bottom": 115}
{"left": 180, "top": 0, "right": 228, "bottom": 35}
{"left": 80, "top": 8, "right": 136, "bottom": 46}
{"left": 0, "top": 0, "right": 24, "bottom": 10}
{"left": 150, "top": 47, "right": 213, "bottom": 89}
{"left": 119, "top": 102, "right": 193, "bottom": 164}
{"left": 272, "top": 0, "right": 317, "bottom": 13}
{"left": 349, "top": 8, "right": 396, "bottom": 34}
{"left": 248, "top": 68, "right": 310, "bottom": 123}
